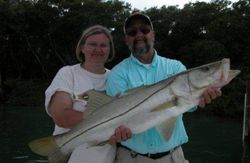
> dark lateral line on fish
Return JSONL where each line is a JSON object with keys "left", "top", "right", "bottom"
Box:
{"left": 59, "top": 83, "right": 170, "bottom": 149}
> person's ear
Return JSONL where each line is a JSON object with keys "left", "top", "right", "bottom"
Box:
{"left": 80, "top": 44, "right": 85, "bottom": 52}
{"left": 151, "top": 31, "right": 155, "bottom": 41}
{"left": 124, "top": 36, "right": 129, "bottom": 46}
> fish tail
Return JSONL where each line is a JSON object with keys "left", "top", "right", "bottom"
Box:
{"left": 29, "top": 136, "right": 58, "bottom": 156}
{"left": 29, "top": 136, "right": 70, "bottom": 163}
{"left": 48, "top": 150, "right": 70, "bottom": 163}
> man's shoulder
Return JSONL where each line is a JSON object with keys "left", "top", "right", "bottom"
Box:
{"left": 158, "top": 56, "right": 184, "bottom": 66}
{"left": 111, "top": 57, "right": 131, "bottom": 72}
{"left": 155, "top": 55, "right": 186, "bottom": 73}
{"left": 158, "top": 55, "right": 183, "bottom": 65}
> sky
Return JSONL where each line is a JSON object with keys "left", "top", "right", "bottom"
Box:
{"left": 121, "top": 0, "right": 238, "bottom": 10}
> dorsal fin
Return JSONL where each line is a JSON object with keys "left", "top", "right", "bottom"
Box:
{"left": 78, "top": 90, "right": 114, "bottom": 117}
{"left": 124, "top": 85, "right": 148, "bottom": 95}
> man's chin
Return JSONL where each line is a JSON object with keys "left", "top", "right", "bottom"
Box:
{"left": 133, "top": 49, "right": 148, "bottom": 56}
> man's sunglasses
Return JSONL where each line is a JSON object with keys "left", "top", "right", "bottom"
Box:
{"left": 126, "top": 26, "right": 151, "bottom": 36}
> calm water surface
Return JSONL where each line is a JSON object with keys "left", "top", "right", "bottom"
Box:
{"left": 0, "top": 106, "right": 249, "bottom": 163}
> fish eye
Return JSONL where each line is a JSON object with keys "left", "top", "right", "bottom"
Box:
{"left": 83, "top": 94, "right": 89, "bottom": 100}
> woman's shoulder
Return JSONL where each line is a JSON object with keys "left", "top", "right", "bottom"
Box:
{"left": 55, "top": 64, "right": 80, "bottom": 77}
{"left": 58, "top": 64, "right": 80, "bottom": 72}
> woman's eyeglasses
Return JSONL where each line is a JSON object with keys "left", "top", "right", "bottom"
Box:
{"left": 126, "top": 26, "right": 151, "bottom": 37}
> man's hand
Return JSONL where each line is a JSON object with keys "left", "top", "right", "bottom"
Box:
{"left": 108, "top": 126, "right": 132, "bottom": 144}
{"left": 199, "top": 87, "right": 222, "bottom": 108}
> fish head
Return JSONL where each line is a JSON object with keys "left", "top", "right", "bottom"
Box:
{"left": 188, "top": 58, "right": 230, "bottom": 89}
{"left": 170, "top": 59, "right": 227, "bottom": 98}
{"left": 188, "top": 58, "right": 240, "bottom": 90}
{"left": 170, "top": 58, "right": 240, "bottom": 107}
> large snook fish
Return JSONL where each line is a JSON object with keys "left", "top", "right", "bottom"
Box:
{"left": 29, "top": 58, "right": 240, "bottom": 163}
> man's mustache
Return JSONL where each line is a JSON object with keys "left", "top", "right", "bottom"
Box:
{"left": 133, "top": 37, "right": 148, "bottom": 45}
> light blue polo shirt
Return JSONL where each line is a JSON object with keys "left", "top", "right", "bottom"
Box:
{"left": 106, "top": 51, "right": 191, "bottom": 154}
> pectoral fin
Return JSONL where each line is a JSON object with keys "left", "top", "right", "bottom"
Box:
{"left": 151, "top": 98, "right": 177, "bottom": 112}
{"left": 156, "top": 117, "right": 177, "bottom": 142}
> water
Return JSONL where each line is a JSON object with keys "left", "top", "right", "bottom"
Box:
{"left": 0, "top": 106, "right": 249, "bottom": 163}
{"left": 183, "top": 113, "right": 249, "bottom": 163}
{"left": 0, "top": 106, "right": 52, "bottom": 163}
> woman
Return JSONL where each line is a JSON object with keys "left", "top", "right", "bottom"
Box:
{"left": 45, "top": 25, "right": 116, "bottom": 163}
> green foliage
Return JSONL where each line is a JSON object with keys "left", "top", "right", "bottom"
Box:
{"left": 179, "top": 40, "right": 228, "bottom": 67}
{"left": 5, "top": 79, "right": 49, "bottom": 106}
{"left": 0, "top": 0, "right": 249, "bottom": 117}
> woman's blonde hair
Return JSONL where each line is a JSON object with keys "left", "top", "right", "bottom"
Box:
{"left": 76, "top": 25, "right": 115, "bottom": 62}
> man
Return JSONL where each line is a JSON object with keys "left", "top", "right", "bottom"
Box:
{"left": 106, "top": 11, "right": 221, "bottom": 163}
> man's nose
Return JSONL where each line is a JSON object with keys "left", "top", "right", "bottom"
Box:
{"left": 135, "top": 29, "right": 144, "bottom": 37}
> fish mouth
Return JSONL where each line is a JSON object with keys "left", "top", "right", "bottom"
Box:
{"left": 213, "top": 59, "right": 240, "bottom": 88}
{"left": 221, "top": 58, "right": 230, "bottom": 81}
{"left": 220, "top": 59, "right": 240, "bottom": 84}
{"left": 214, "top": 69, "right": 240, "bottom": 88}
{"left": 211, "top": 59, "right": 230, "bottom": 88}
